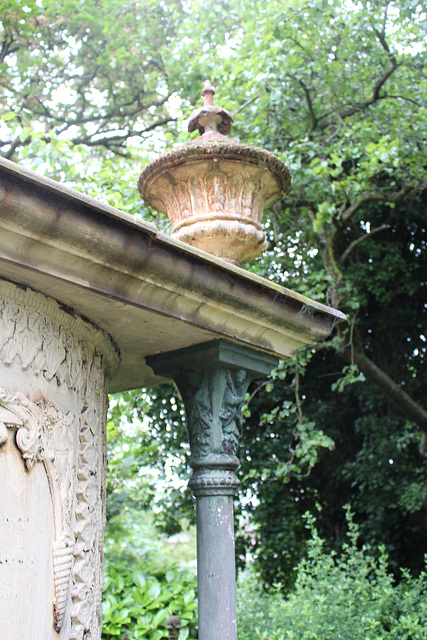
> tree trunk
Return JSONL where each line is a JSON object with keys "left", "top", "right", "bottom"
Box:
{"left": 342, "top": 345, "right": 427, "bottom": 436}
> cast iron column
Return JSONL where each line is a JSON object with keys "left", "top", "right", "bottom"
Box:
{"left": 148, "top": 341, "right": 278, "bottom": 640}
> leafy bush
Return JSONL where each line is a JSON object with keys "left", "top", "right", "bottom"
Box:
{"left": 102, "top": 553, "right": 197, "bottom": 640}
{"left": 103, "top": 393, "right": 198, "bottom": 640}
{"left": 237, "top": 510, "right": 427, "bottom": 640}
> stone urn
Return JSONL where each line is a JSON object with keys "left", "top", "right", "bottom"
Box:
{"left": 138, "top": 81, "right": 291, "bottom": 265}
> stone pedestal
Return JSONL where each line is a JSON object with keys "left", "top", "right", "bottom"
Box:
{"left": 148, "top": 341, "right": 278, "bottom": 640}
{"left": 0, "top": 279, "right": 118, "bottom": 640}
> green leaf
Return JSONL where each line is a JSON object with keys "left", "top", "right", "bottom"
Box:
{"left": 1, "top": 112, "right": 17, "bottom": 121}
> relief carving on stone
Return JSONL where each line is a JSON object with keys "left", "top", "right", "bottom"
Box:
{"left": 70, "top": 354, "right": 108, "bottom": 640}
{"left": 177, "top": 369, "right": 215, "bottom": 460}
{"left": 0, "top": 280, "right": 118, "bottom": 640}
{"left": 165, "top": 164, "right": 269, "bottom": 232}
{"left": 176, "top": 366, "right": 249, "bottom": 466}
{"left": 0, "top": 386, "right": 77, "bottom": 632}
{"left": 0, "top": 280, "right": 118, "bottom": 387}
{"left": 219, "top": 369, "right": 247, "bottom": 457}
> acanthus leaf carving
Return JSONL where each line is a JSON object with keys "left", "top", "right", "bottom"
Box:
{"left": 219, "top": 369, "right": 248, "bottom": 457}
{"left": 173, "top": 181, "right": 191, "bottom": 219}
{"left": 176, "top": 366, "right": 251, "bottom": 464}
{"left": 206, "top": 168, "right": 227, "bottom": 212}
{"left": 0, "top": 404, "right": 22, "bottom": 446}
{"left": 176, "top": 369, "right": 215, "bottom": 461}
{"left": 228, "top": 172, "right": 243, "bottom": 213}
{"left": 0, "top": 386, "right": 40, "bottom": 469}
{"left": 189, "top": 174, "right": 205, "bottom": 215}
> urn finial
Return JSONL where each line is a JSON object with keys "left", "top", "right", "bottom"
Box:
{"left": 188, "top": 80, "right": 233, "bottom": 136}
{"left": 138, "top": 80, "right": 291, "bottom": 266}
{"left": 201, "top": 79, "right": 215, "bottom": 107}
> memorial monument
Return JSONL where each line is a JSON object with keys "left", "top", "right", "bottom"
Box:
{"left": 0, "top": 82, "right": 344, "bottom": 639}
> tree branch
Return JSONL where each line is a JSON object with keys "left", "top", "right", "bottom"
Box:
{"left": 381, "top": 94, "right": 420, "bottom": 106}
{"left": 3, "top": 137, "right": 23, "bottom": 159}
{"left": 340, "top": 186, "right": 414, "bottom": 223}
{"left": 318, "top": 62, "right": 400, "bottom": 130}
{"left": 372, "top": 20, "right": 396, "bottom": 65}
{"left": 71, "top": 116, "right": 176, "bottom": 147}
{"left": 30, "top": 92, "right": 172, "bottom": 131}
{"left": 233, "top": 94, "right": 259, "bottom": 116}
{"left": 296, "top": 78, "right": 318, "bottom": 130}
{"left": 342, "top": 344, "right": 427, "bottom": 436}
{"left": 340, "top": 224, "right": 391, "bottom": 264}
{"left": 0, "top": 37, "right": 20, "bottom": 64}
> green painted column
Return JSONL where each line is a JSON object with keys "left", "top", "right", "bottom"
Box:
{"left": 148, "top": 341, "right": 278, "bottom": 640}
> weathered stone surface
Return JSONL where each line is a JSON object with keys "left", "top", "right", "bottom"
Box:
{"left": 148, "top": 341, "right": 279, "bottom": 640}
{"left": 0, "top": 279, "right": 118, "bottom": 639}
{"left": 138, "top": 82, "right": 291, "bottom": 265}
{"left": 0, "top": 156, "right": 344, "bottom": 392}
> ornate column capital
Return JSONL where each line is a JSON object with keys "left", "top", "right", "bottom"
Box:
{"left": 148, "top": 340, "right": 278, "bottom": 492}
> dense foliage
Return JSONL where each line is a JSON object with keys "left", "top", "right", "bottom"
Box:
{"left": 102, "top": 553, "right": 197, "bottom": 640}
{"left": 237, "top": 511, "right": 427, "bottom": 640}
{"left": 103, "top": 399, "right": 197, "bottom": 640}
{"left": 2, "top": 0, "right": 426, "bottom": 597}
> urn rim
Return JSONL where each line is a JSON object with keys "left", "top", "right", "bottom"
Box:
{"left": 138, "top": 137, "right": 291, "bottom": 210}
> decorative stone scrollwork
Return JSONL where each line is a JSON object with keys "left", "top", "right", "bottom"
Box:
{"left": 0, "top": 388, "right": 34, "bottom": 448}
{"left": 0, "top": 279, "right": 118, "bottom": 639}
{"left": 0, "top": 386, "right": 77, "bottom": 632}
{"left": 70, "top": 355, "right": 108, "bottom": 640}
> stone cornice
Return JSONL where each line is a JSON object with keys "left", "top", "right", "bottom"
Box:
{"left": 0, "top": 157, "right": 345, "bottom": 392}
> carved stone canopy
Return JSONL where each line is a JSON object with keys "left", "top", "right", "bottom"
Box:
{"left": 138, "top": 81, "right": 291, "bottom": 265}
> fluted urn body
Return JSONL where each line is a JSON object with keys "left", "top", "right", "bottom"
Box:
{"left": 138, "top": 82, "right": 291, "bottom": 265}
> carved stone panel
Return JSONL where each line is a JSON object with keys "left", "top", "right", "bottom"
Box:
{"left": 71, "top": 356, "right": 108, "bottom": 640}
{"left": 0, "top": 387, "right": 77, "bottom": 632}
{"left": 0, "top": 279, "right": 118, "bottom": 639}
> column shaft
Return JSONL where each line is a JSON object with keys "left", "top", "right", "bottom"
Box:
{"left": 196, "top": 493, "right": 237, "bottom": 640}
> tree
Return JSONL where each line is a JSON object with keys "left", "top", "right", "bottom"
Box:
{"left": 0, "top": 0, "right": 186, "bottom": 216}
{"left": 182, "top": 0, "right": 427, "bottom": 585}
{"left": 2, "top": 0, "right": 426, "bottom": 587}
{"left": 171, "top": 0, "right": 427, "bottom": 585}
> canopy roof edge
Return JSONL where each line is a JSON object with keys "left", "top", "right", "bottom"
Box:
{"left": 0, "top": 158, "right": 345, "bottom": 392}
